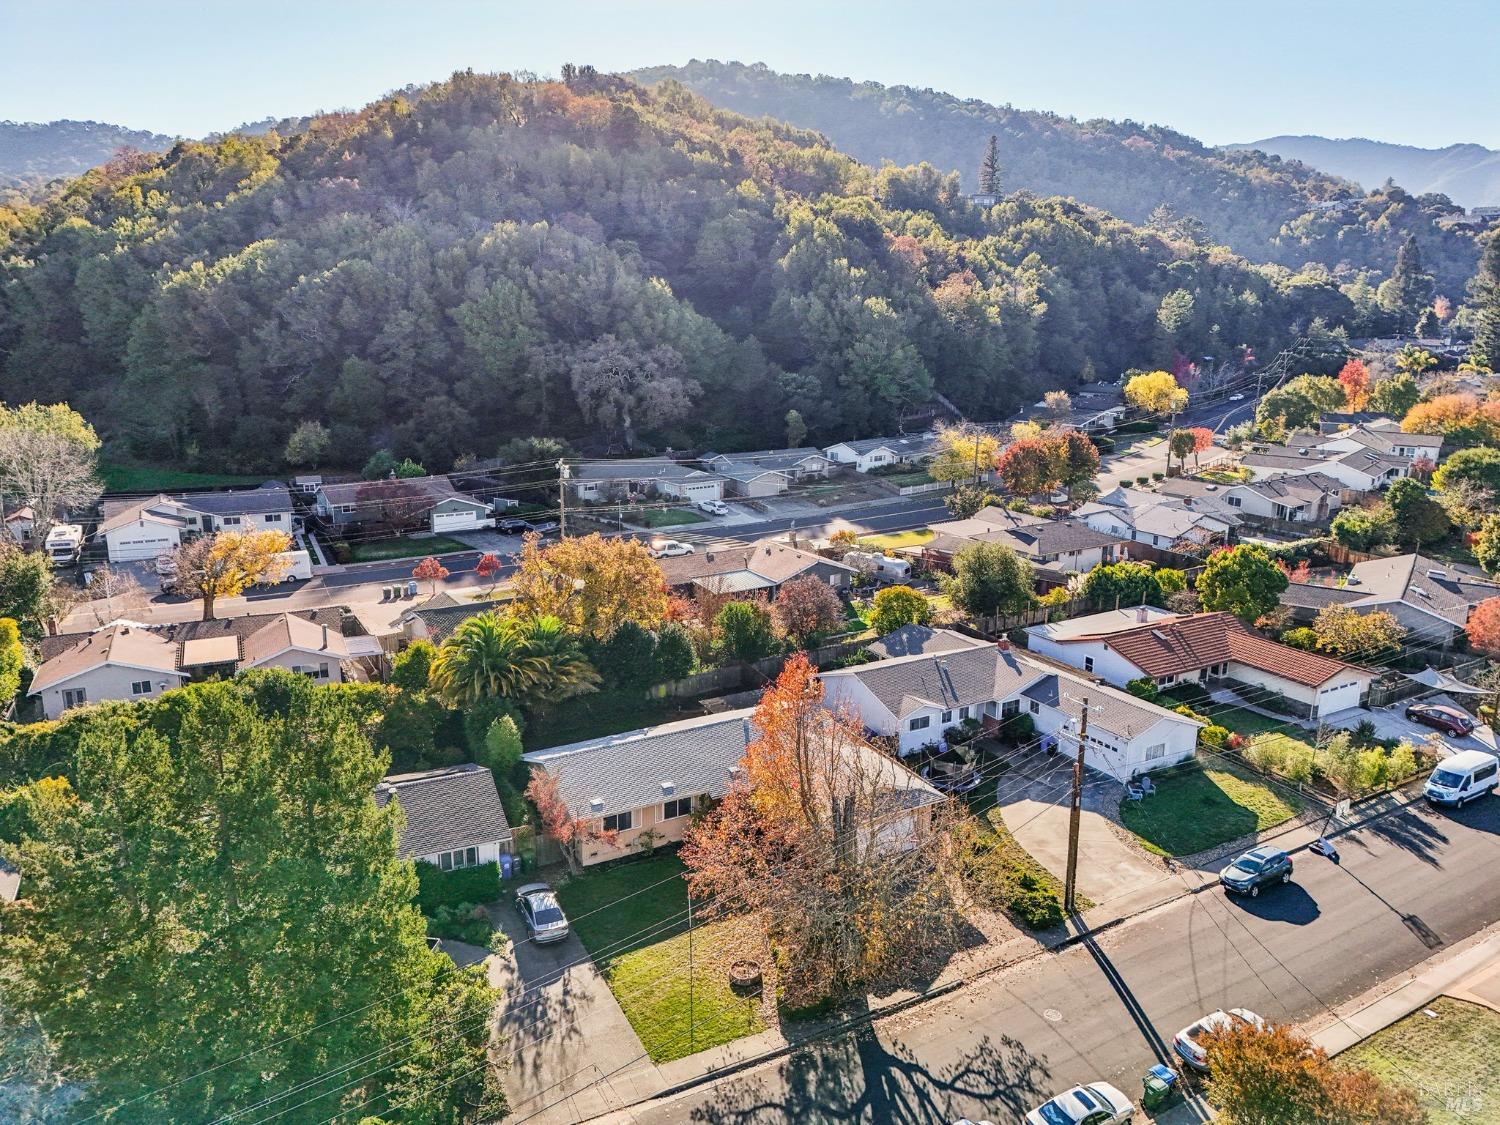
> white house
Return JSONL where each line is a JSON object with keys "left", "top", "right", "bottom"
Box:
{"left": 3, "top": 505, "right": 35, "bottom": 545}
{"left": 28, "top": 622, "right": 189, "bottom": 719}
{"left": 96, "top": 485, "right": 296, "bottom": 561}
{"left": 524, "top": 708, "right": 941, "bottom": 868}
{"left": 1240, "top": 447, "right": 1408, "bottom": 492}
{"left": 568, "top": 460, "right": 726, "bottom": 505}
{"left": 923, "top": 506, "right": 1129, "bottom": 574}
{"left": 1313, "top": 424, "right": 1442, "bottom": 465}
{"left": 1160, "top": 473, "right": 1343, "bottom": 525}
{"left": 1025, "top": 609, "right": 1376, "bottom": 720}
{"left": 823, "top": 434, "right": 938, "bottom": 473}
{"left": 1075, "top": 488, "right": 1234, "bottom": 552}
{"left": 703, "top": 447, "right": 833, "bottom": 480}
{"left": 819, "top": 633, "right": 1202, "bottom": 776}
{"left": 374, "top": 763, "right": 513, "bottom": 869}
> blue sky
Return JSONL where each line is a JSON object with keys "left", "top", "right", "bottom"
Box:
{"left": 4, "top": 0, "right": 1496, "bottom": 149}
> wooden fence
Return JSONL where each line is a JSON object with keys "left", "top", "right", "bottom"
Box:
{"left": 1365, "top": 656, "right": 1490, "bottom": 710}
{"left": 647, "top": 636, "right": 874, "bottom": 700}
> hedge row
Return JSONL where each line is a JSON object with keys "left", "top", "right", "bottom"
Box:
{"left": 414, "top": 860, "right": 500, "bottom": 914}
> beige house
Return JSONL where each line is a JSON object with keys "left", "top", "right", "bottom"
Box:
{"left": 30, "top": 610, "right": 356, "bottom": 718}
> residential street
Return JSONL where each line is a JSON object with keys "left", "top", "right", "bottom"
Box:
{"left": 593, "top": 798, "right": 1500, "bottom": 1124}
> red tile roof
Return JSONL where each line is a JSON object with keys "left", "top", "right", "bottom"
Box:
{"left": 1072, "top": 612, "right": 1361, "bottom": 688}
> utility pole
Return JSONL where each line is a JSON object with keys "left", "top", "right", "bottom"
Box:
{"left": 687, "top": 891, "right": 695, "bottom": 1052}
{"left": 1063, "top": 696, "right": 1090, "bottom": 914}
{"left": 557, "top": 459, "right": 568, "bottom": 539}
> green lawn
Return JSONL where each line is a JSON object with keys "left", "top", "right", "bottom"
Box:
{"left": 630, "top": 508, "right": 708, "bottom": 529}
{"left": 961, "top": 787, "right": 1087, "bottom": 928}
{"left": 882, "top": 471, "right": 937, "bottom": 488}
{"left": 1341, "top": 997, "right": 1500, "bottom": 1124}
{"left": 555, "top": 854, "right": 764, "bottom": 1062}
{"left": 1207, "top": 706, "right": 1293, "bottom": 738}
{"left": 857, "top": 528, "right": 934, "bottom": 551}
{"left": 1119, "top": 761, "right": 1301, "bottom": 857}
{"left": 101, "top": 461, "right": 264, "bottom": 492}
{"left": 346, "top": 535, "right": 472, "bottom": 562}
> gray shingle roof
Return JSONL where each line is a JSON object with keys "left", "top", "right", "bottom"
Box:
{"left": 180, "top": 484, "right": 293, "bottom": 517}
{"left": 866, "top": 626, "right": 988, "bottom": 660}
{"left": 572, "top": 460, "right": 707, "bottom": 482}
{"left": 524, "top": 710, "right": 755, "bottom": 821}
{"left": 374, "top": 763, "right": 512, "bottom": 858}
{"left": 405, "top": 599, "right": 508, "bottom": 644}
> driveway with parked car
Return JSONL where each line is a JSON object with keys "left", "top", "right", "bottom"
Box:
{"left": 1323, "top": 701, "right": 1498, "bottom": 754}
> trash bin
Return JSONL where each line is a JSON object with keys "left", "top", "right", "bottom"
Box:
{"left": 1142, "top": 1063, "right": 1179, "bottom": 1112}
{"left": 406, "top": 579, "right": 419, "bottom": 598}
{"left": 499, "top": 853, "right": 513, "bottom": 880}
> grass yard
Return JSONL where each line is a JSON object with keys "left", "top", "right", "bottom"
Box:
{"left": 630, "top": 508, "right": 708, "bottom": 529}
{"left": 101, "top": 461, "right": 264, "bottom": 493}
{"left": 1341, "top": 997, "right": 1500, "bottom": 1124}
{"left": 1119, "top": 761, "right": 1301, "bottom": 857}
{"left": 555, "top": 854, "right": 764, "bottom": 1063}
{"left": 522, "top": 693, "right": 684, "bottom": 752}
{"left": 346, "top": 535, "right": 471, "bottom": 562}
{"left": 857, "top": 528, "right": 935, "bottom": 551}
{"left": 882, "top": 471, "right": 937, "bottom": 488}
{"left": 1208, "top": 706, "right": 1293, "bottom": 738}
{"left": 961, "top": 787, "right": 1086, "bottom": 929}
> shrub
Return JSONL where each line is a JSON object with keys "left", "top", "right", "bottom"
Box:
{"left": 1119, "top": 478, "right": 1133, "bottom": 488}
{"left": 1152, "top": 471, "right": 1165, "bottom": 482}
{"left": 1126, "top": 677, "right": 1161, "bottom": 703}
{"left": 1003, "top": 712, "right": 1035, "bottom": 742}
{"left": 463, "top": 694, "right": 521, "bottom": 755}
{"left": 414, "top": 861, "right": 501, "bottom": 914}
{"left": 426, "top": 902, "right": 493, "bottom": 945}
{"left": 1136, "top": 475, "right": 1150, "bottom": 486}
{"left": 1281, "top": 626, "right": 1318, "bottom": 650}
{"left": 1200, "top": 725, "right": 1231, "bottom": 751}
{"left": 1010, "top": 872, "right": 1065, "bottom": 930}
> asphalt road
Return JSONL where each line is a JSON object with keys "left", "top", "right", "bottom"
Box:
{"left": 614, "top": 798, "right": 1500, "bottom": 1124}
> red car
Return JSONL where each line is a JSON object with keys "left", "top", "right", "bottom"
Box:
{"left": 1406, "top": 704, "right": 1475, "bottom": 737}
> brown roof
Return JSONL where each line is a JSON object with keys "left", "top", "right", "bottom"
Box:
{"left": 656, "top": 539, "right": 852, "bottom": 588}
{"left": 29, "top": 623, "right": 185, "bottom": 694}
{"left": 240, "top": 613, "right": 349, "bottom": 666}
{"left": 40, "top": 606, "right": 354, "bottom": 662}
{"left": 1073, "top": 612, "right": 1363, "bottom": 688}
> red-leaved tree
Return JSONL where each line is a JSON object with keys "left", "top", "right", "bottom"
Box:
{"left": 1187, "top": 426, "right": 1214, "bottom": 466}
{"left": 474, "top": 552, "right": 502, "bottom": 593}
{"left": 1338, "top": 358, "right": 1371, "bottom": 411}
{"left": 412, "top": 555, "right": 450, "bottom": 594}
{"left": 524, "top": 770, "right": 619, "bottom": 873}
{"left": 1467, "top": 597, "right": 1500, "bottom": 656}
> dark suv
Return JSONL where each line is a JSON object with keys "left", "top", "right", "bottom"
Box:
{"left": 1219, "top": 846, "right": 1293, "bottom": 897}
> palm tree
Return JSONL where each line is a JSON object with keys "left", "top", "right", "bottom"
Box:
{"left": 429, "top": 612, "right": 598, "bottom": 711}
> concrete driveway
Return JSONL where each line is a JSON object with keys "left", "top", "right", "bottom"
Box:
{"left": 490, "top": 896, "right": 661, "bottom": 1124}
{"left": 1322, "top": 701, "right": 1498, "bottom": 755}
{"left": 996, "top": 763, "right": 1166, "bottom": 907}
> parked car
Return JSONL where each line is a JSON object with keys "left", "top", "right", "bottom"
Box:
{"left": 498, "top": 516, "right": 559, "bottom": 535}
{"left": 1424, "top": 749, "right": 1500, "bottom": 807}
{"left": 1025, "top": 1082, "right": 1134, "bottom": 1124}
{"left": 514, "top": 882, "right": 570, "bottom": 945}
{"left": 921, "top": 759, "right": 984, "bottom": 794}
{"left": 1219, "top": 846, "right": 1293, "bottom": 897}
{"left": 649, "top": 539, "right": 695, "bottom": 559}
{"left": 697, "top": 499, "right": 729, "bottom": 516}
{"left": 1172, "top": 1008, "right": 1265, "bottom": 1071}
{"left": 1228, "top": 393, "right": 1246, "bottom": 402}
{"left": 1406, "top": 703, "right": 1475, "bottom": 737}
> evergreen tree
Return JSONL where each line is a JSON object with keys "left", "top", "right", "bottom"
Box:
{"left": 1380, "top": 234, "right": 1435, "bottom": 332}
{"left": 1468, "top": 234, "right": 1500, "bottom": 368}
{"left": 978, "top": 134, "right": 1001, "bottom": 196}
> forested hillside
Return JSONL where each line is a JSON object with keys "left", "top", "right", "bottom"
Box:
{"left": 1236, "top": 135, "right": 1500, "bottom": 209}
{"left": 636, "top": 61, "right": 1481, "bottom": 294}
{"left": 0, "top": 119, "right": 175, "bottom": 199}
{"left": 1, "top": 69, "right": 1351, "bottom": 474}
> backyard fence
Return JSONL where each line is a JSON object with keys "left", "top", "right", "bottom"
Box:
{"left": 967, "top": 597, "right": 1102, "bottom": 637}
{"left": 647, "top": 636, "right": 874, "bottom": 700}
{"left": 1364, "top": 656, "right": 1490, "bottom": 710}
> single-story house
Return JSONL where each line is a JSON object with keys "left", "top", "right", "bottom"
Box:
{"left": 31, "top": 609, "right": 358, "bottom": 718}
{"left": 713, "top": 462, "right": 790, "bottom": 498}
{"left": 1076, "top": 487, "right": 1235, "bottom": 553}
{"left": 568, "top": 460, "right": 725, "bottom": 505}
{"left": 1025, "top": 609, "right": 1376, "bottom": 719}
{"left": 819, "top": 632, "right": 1203, "bottom": 773}
{"left": 96, "top": 485, "right": 297, "bottom": 561}
{"left": 823, "top": 434, "right": 938, "bottom": 473}
{"left": 923, "top": 506, "right": 1129, "bottom": 573}
{"left": 400, "top": 594, "right": 508, "bottom": 645}
{"left": 1160, "top": 472, "right": 1343, "bottom": 525}
{"left": 702, "top": 447, "right": 833, "bottom": 480}
{"left": 292, "top": 474, "right": 323, "bottom": 495}
{"left": 313, "top": 474, "right": 461, "bottom": 529}
{"left": 374, "top": 763, "right": 513, "bottom": 869}
{"left": 1281, "top": 553, "right": 1500, "bottom": 646}
{"left": 657, "top": 538, "right": 855, "bottom": 598}
{"left": 523, "top": 707, "right": 941, "bottom": 868}
{"left": 178, "top": 482, "right": 295, "bottom": 534}
{"left": 866, "top": 624, "right": 992, "bottom": 660}
{"left": 1318, "top": 412, "right": 1397, "bottom": 435}
{"left": 429, "top": 494, "right": 494, "bottom": 534}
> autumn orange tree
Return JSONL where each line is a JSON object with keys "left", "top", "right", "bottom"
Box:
{"left": 170, "top": 529, "right": 292, "bottom": 620}
{"left": 412, "top": 555, "right": 450, "bottom": 594}
{"left": 1203, "top": 1021, "right": 1424, "bottom": 1125}
{"left": 681, "top": 654, "right": 963, "bottom": 1007}
{"left": 524, "top": 770, "right": 617, "bottom": 873}
{"left": 1338, "top": 358, "right": 1371, "bottom": 411}
{"left": 995, "top": 436, "right": 1064, "bottom": 496}
{"left": 1467, "top": 596, "right": 1500, "bottom": 656}
{"left": 512, "top": 532, "right": 668, "bottom": 640}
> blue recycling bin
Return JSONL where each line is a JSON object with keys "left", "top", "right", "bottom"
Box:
{"left": 500, "top": 853, "right": 514, "bottom": 880}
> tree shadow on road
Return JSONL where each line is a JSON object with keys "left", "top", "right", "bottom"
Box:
{"left": 688, "top": 1027, "right": 1050, "bottom": 1125}
{"left": 1344, "top": 808, "right": 1449, "bottom": 868}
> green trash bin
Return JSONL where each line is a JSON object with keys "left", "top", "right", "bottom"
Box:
{"left": 1141, "top": 1074, "right": 1172, "bottom": 1112}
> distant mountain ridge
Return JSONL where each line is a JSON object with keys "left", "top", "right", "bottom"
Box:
{"left": 0, "top": 119, "right": 175, "bottom": 194}
{"left": 1233, "top": 135, "right": 1500, "bottom": 208}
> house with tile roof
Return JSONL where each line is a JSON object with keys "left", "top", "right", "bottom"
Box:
{"left": 523, "top": 708, "right": 941, "bottom": 868}
{"left": 1025, "top": 610, "right": 1375, "bottom": 719}
{"left": 374, "top": 763, "right": 513, "bottom": 869}
{"left": 656, "top": 538, "right": 855, "bottom": 597}
{"left": 1280, "top": 554, "right": 1500, "bottom": 645}
{"left": 819, "top": 632, "right": 1202, "bottom": 771}
{"left": 30, "top": 610, "right": 357, "bottom": 719}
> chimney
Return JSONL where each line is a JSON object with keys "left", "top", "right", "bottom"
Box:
{"left": 742, "top": 716, "right": 753, "bottom": 744}
{"left": 995, "top": 637, "right": 1010, "bottom": 651}
{"left": 321, "top": 624, "right": 330, "bottom": 651}
{"left": 1136, "top": 605, "right": 1149, "bottom": 624}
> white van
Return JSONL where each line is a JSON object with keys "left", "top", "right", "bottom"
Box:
{"left": 843, "top": 550, "right": 912, "bottom": 581}
{"left": 1425, "top": 749, "right": 1500, "bottom": 808}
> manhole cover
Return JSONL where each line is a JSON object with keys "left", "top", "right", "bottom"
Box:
{"left": 1043, "top": 1008, "right": 1063, "bottom": 1022}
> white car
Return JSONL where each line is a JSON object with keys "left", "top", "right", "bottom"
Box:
{"left": 649, "top": 539, "right": 695, "bottom": 559}
{"left": 1173, "top": 1008, "right": 1266, "bottom": 1071}
{"left": 1228, "top": 393, "right": 1246, "bottom": 401}
{"left": 697, "top": 499, "right": 729, "bottom": 516}
{"left": 1025, "top": 1082, "right": 1133, "bottom": 1124}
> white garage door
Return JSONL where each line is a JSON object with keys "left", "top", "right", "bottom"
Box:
{"left": 1316, "top": 680, "right": 1364, "bottom": 718}
{"left": 109, "top": 533, "right": 178, "bottom": 561}
{"left": 432, "top": 509, "right": 483, "bottom": 533}
{"left": 678, "top": 481, "right": 723, "bottom": 502}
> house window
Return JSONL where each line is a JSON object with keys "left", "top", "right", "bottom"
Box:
{"left": 909, "top": 715, "right": 931, "bottom": 731}
{"left": 662, "top": 797, "right": 693, "bottom": 820}
{"left": 1029, "top": 701, "right": 1039, "bottom": 715}
{"left": 131, "top": 680, "right": 152, "bottom": 696}
{"left": 959, "top": 706, "right": 971, "bottom": 720}
{"left": 1226, "top": 496, "right": 1243, "bottom": 508}
{"left": 221, "top": 516, "right": 242, "bottom": 527}
{"left": 1157, "top": 674, "right": 1177, "bottom": 685}
{"left": 63, "top": 688, "right": 87, "bottom": 708}
{"left": 603, "top": 810, "right": 633, "bottom": 833}
{"left": 437, "top": 846, "right": 479, "bottom": 871}
{"left": 1084, "top": 656, "right": 1095, "bottom": 673}
{"left": 1143, "top": 743, "right": 1167, "bottom": 761}
{"left": 265, "top": 513, "right": 284, "bottom": 523}
{"left": 1001, "top": 699, "right": 1020, "bottom": 718}
{"left": 941, "top": 710, "right": 953, "bottom": 724}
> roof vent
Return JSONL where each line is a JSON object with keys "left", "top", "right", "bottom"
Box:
{"left": 661, "top": 780, "right": 675, "bottom": 796}
{"left": 1428, "top": 569, "right": 1447, "bottom": 580}
{"left": 589, "top": 797, "right": 604, "bottom": 813}
{"left": 705, "top": 553, "right": 714, "bottom": 562}
{"left": 1346, "top": 577, "right": 1361, "bottom": 586}
{"left": 1298, "top": 448, "right": 1309, "bottom": 456}
{"left": 728, "top": 765, "right": 744, "bottom": 779}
